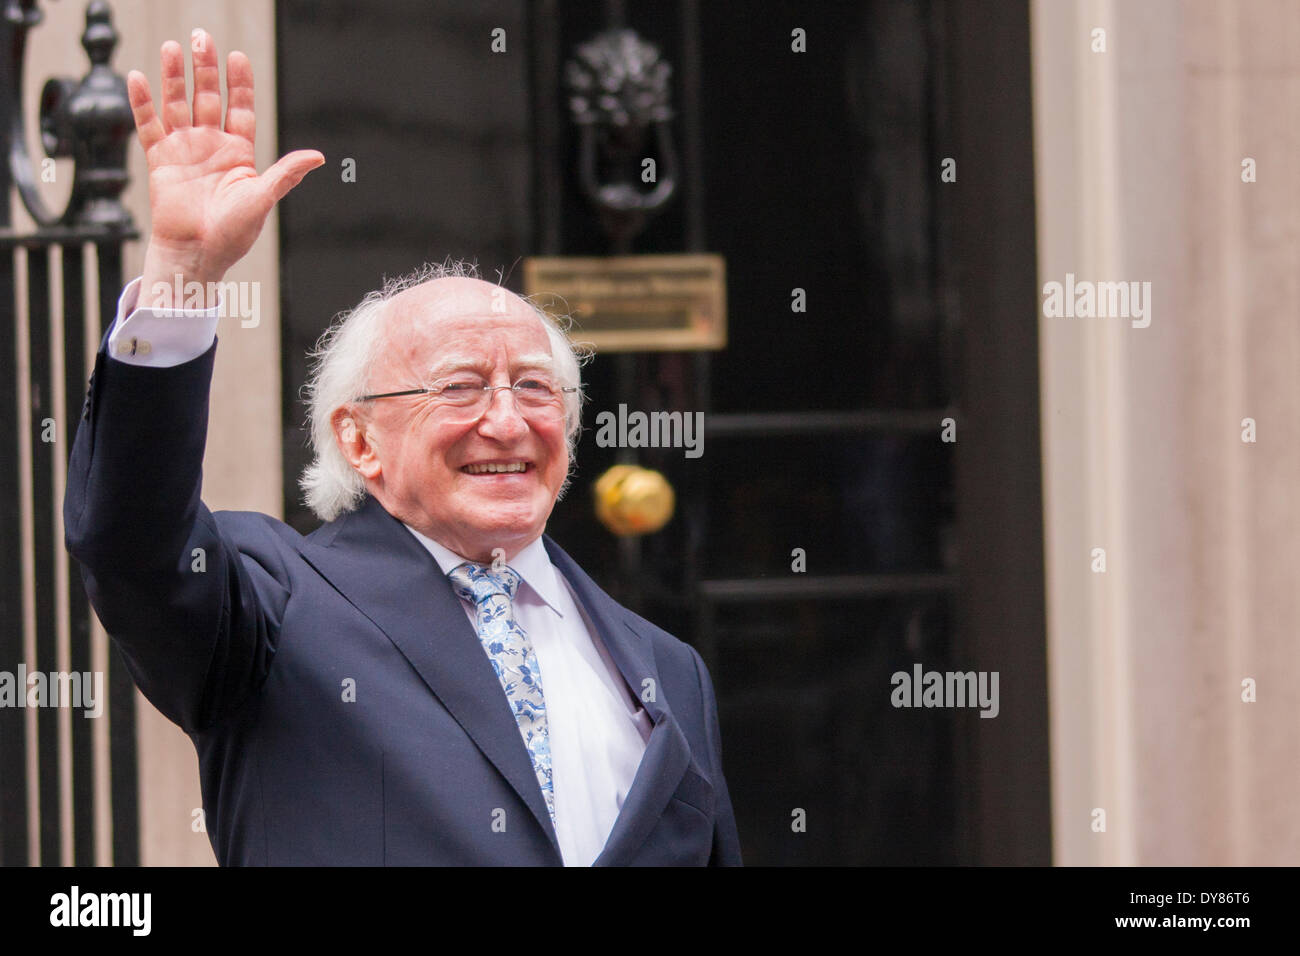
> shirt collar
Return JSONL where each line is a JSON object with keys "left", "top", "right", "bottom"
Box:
{"left": 401, "top": 525, "right": 566, "bottom": 618}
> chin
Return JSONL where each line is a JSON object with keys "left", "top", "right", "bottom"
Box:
{"left": 468, "top": 509, "right": 546, "bottom": 543}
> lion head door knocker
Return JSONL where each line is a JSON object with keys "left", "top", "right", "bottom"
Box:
{"left": 565, "top": 28, "right": 677, "bottom": 254}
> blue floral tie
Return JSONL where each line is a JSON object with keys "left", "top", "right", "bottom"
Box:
{"left": 447, "top": 562, "right": 556, "bottom": 831}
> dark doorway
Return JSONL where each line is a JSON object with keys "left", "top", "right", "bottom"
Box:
{"left": 275, "top": 0, "right": 1049, "bottom": 865}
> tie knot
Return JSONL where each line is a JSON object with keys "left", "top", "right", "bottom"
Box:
{"left": 448, "top": 561, "right": 521, "bottom": 605}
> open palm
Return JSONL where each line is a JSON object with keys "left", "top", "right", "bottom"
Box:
{"left": 129, "top": 31, "right": 323, "bottom": 286}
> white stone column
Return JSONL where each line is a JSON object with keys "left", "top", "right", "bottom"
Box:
{"left": 1033, "top": 0, "right": 1300, "bottom": 865}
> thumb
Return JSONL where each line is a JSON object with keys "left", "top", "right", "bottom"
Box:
{"left": 261, "top": 149, "right": 325, "bottom": 204}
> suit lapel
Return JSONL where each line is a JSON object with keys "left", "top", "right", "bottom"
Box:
{"left": 543, "top": 538, "right": 692, "bottom": 866}
{"left": 294, "top": 496, "right": 562, "bottom": 860}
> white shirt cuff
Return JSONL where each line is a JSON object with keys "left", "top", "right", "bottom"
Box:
{"left": 106, "top": 276, "right": 224, "bottom": 367}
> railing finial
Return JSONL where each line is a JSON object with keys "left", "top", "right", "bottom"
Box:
{"left": 3, "top": 0, "right": 134, "bottom": 230}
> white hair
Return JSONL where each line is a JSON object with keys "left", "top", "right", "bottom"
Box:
{"left": 299, "top": 259, "right": 589, "bottom": 523}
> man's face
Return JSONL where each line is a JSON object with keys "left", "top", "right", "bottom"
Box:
{"left": 340, "top": 277, "right": 570, "bottom": 562}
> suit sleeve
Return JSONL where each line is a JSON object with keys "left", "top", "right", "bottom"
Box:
{"left": 64, "top": 313, "right": 289, "bottom": 735}
{"left": 689, "top": 646, "right": 743, "bottom": 866}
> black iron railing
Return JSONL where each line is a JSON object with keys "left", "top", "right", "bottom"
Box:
{"left": 0, "top": 0, "right": 136, "bottom": 867}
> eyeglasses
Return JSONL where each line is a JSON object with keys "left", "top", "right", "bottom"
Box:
{"left": 355, "top": 375, "right": 578, "bottom": 423}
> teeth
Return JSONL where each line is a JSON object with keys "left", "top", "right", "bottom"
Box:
{"left": 463, "top": 462, "right": 527, "bottom": 474}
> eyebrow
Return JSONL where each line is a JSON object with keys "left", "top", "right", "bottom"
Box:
{"left": 424, "top": 353, "right": 557, "bottom": 378}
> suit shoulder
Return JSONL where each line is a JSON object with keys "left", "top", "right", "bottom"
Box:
{"left": 543, "top": 535, "right": 706, "bottom": 676}
{"left": 621, "top": 607, "right": 704, "bottom": 676}
{"left": 207, "top": 509, "right": 316, "bottom": 560}
{"left": 210, "top": 507, "right": 296, "bottom": 537}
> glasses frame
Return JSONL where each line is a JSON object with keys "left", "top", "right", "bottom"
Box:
{"left": 354, "top": 376, "right": 578, "bottom": 414}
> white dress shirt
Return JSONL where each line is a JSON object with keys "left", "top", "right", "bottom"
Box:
{"left": 107, "top": 276, "right": 653, "bottom": 865}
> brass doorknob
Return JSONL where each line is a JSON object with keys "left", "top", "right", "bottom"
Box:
{"left": 594, "top": 464, "right": 675, "bottom": 536}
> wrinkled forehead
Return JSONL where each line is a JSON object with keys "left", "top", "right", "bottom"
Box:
{"left": 387, "top": 276, "right": 542, "bottom": 326}
{"left": 381, "top": 277, "right": 552, "bottom": 363}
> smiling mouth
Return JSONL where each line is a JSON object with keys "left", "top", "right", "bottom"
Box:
{"left": 462, "top": 462, "right": 530, "bottom": 474}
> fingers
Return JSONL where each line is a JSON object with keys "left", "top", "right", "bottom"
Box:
{"left": 159, "top": 40, "right": 189, "bottom": 133}
{"left": 190, "top": 29, "right": 222, "bottom": 128}
{"left": 224, "top": 51, "right": 256, "bottom": 146}
{"left": 260, "top": 150, "right": 326, "bottom": 204}
{"left": 126, "top": 70, "right": 165, "bottom": 152}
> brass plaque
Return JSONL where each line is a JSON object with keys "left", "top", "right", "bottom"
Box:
{"left": 523, "top": 254, "right": 726, "bottom": 352}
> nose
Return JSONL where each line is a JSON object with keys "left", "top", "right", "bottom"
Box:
{"left": 476, "top": 385, "right": 530, "bottom": 441}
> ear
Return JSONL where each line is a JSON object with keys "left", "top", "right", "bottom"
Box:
{"left": 331, "top": 406, "right": 383, "bottom": 481}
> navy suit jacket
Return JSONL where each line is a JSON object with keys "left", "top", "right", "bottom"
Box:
{"left": 63, "top": 334, "right": 742, "bottom": 866}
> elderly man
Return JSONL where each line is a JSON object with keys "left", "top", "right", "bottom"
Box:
{"left": 64, "top": 30, "right": 741, "bottom": 866}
